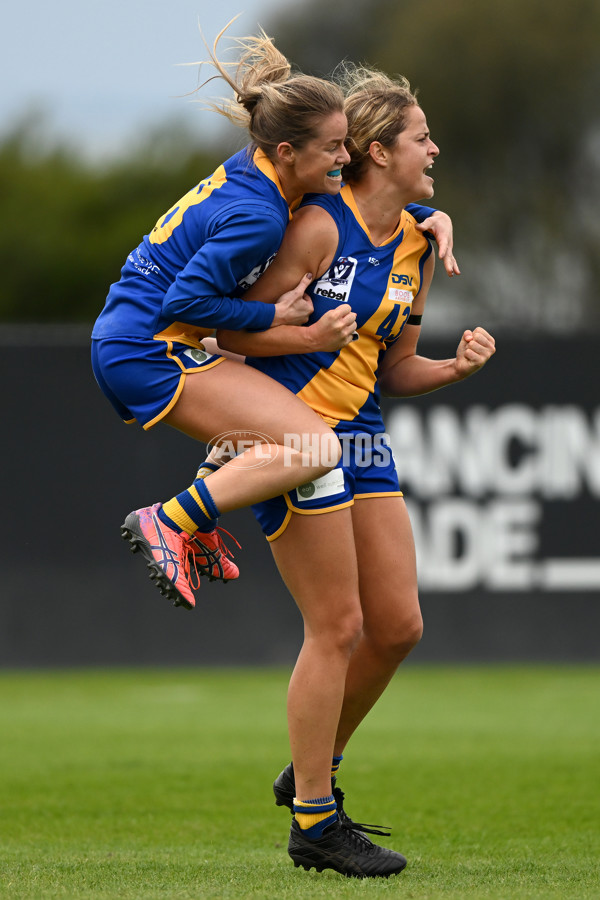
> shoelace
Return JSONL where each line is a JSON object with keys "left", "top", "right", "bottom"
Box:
{"left": 338, "top": 821, "right": 382, "bottom": 854}
{"left": 334, "top": 787, "right": 391, "bottom": 837}
{"left": 185, "top": 527, "right": 242, "bottom": 588}
{"left": 180, "top": 532, "right": 203, "bottom": 591}
{"left": 211, "top": 526, "right": 242, "bottom": 559}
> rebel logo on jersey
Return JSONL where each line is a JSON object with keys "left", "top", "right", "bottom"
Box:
{"left": 313, "top": 256, "right": 358, "bottom": 303}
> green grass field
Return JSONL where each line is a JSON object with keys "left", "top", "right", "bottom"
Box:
{"left": 1, "top": 665, "right": 598, "bottom": 899}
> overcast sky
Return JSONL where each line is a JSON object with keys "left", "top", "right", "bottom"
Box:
{"left": 1, "top": 0, "right": 293, "bottom": 159}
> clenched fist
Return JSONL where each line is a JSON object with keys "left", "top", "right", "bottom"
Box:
{"left": 454, "top": 326, "right": 496, "bottom": 378}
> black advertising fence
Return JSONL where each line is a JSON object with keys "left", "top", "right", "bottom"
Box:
{"left": 382, "top": 335, "right": 600, "bottom": 663}
{"left": 1, "top": 333, "right": 598, "bottom": 666}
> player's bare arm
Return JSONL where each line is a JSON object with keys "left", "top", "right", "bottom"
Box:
{"left": 218, "top": 206, "right": 350, "bottom": 356}
{"left": 379, "top": 253, "right": 490, "bottom": 396}
{"left": 379, "top": 254, "right": 494, "bottom": 396}
{"left": 248, "top": 206, "right": 338, "bottom": 303}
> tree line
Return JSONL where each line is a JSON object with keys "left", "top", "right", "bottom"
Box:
{"left": 0, "top": 115, "right": 223, "bottom": 324}
{"left": 1, "top": 0, "right": 598, "bottom": 332}
{"left": 271, "top": 0, "right": 600, "bottom": 334}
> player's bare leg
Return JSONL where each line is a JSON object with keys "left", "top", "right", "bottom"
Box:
{"left": 333, "top": 497, "right": 422, "bottom": 756}
{"left": 123, "top": 358, "right": 340, "bottom": 608}
{"left": 271, "top": 508, "right": 408, "bottom": 876}
{"left": 269, "top": 508, "right": 362, "bottom": 802}
{"left": 164, "top": 359, "right": 341, "bottom": 507}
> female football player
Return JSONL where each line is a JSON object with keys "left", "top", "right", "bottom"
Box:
{"left": 214, "top": 65, "right": 495, "bottom": 877}
{"left": 92, "top": 24, "right": 454, "bottom": 612}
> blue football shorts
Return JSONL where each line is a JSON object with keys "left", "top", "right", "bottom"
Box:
{"left": 91, "top": 335, "right": 225, "bottom": 429}
{"left": 252, "top": 431, "right": 402, "bottom": 541}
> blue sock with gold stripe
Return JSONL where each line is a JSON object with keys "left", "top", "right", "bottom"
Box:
{"left": 331, "top": 755, "right": 343, "bottom": 779}
{"left": 293, "top": 795, "right": 338, "bottom": 839}
{"left": 196, "top": 460, "right": 220, "bottom": 480}
{"left": 158, "top": 477, "right": 220, "bottom": 535}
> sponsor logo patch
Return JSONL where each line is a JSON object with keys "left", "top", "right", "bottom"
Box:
{"left": 238, "top": 254, "right": 276, "bottom": 291}
{"left": 183, "top": 348, "right": 210, "bottom": 364}
{"left": 313, "top": 256, "right": 358, "bottom": 303}
{"left": 295, "top": 467, "right": 345, "bottom": 502}
{"left": 388, "top": 288, "right": 413, "bottom": 303}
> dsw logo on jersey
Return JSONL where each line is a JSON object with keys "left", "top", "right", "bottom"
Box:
{"left": 389, "top": 273, "right": 414, "bottom": 304}
{"left": 313, "top": 256, "right": 358, "bottom": 302}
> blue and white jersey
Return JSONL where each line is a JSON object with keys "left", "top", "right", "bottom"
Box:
{"left": 247, "top": 185, "right": 433, "bottom": 434}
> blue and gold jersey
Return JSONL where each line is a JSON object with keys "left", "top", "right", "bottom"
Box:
{"left": 92, "top": 147, "right": 292, "bottom": 344}
{"left": 247, "top": 185, "right": 433, "bottom": 433}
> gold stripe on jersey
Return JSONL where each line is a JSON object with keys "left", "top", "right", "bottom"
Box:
{"left": 296, "top": 220, "right": 426, "bottom": 427}
{"left": 154, "top": 322, "right": 215, "bottom": 348}
{"left": 149, "top": 165, "right": 227, "bottom": 244}
{"left": 253, "top": 149, "right": 294, "bottom": 218}
{"left": 341, "top": 186, "right": 404, "bottom": 246}
{"left": 296, "top": 337, "right": 380, "bottom": 427}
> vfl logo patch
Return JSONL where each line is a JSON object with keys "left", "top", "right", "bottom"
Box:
{"left": 295, "top": 468, "right": 345, "bottom": 503}
{"left": 313, "top": 256, "right": 358, "bottom": 303}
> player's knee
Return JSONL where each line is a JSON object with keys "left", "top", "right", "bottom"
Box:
{"left": 371, "top": 609, "right": 423, "bottom": 659}
{"left": 401, "top": 611, "right": 424, "bottom": 652}
{"left": 332, "top": 608, "right": 364, "bottom": 656}
{"left": 290, "top": 429, "right": 341, "bottom": 477}
{"left": 313, "top": 431, "right": 342, "bottom": 473}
